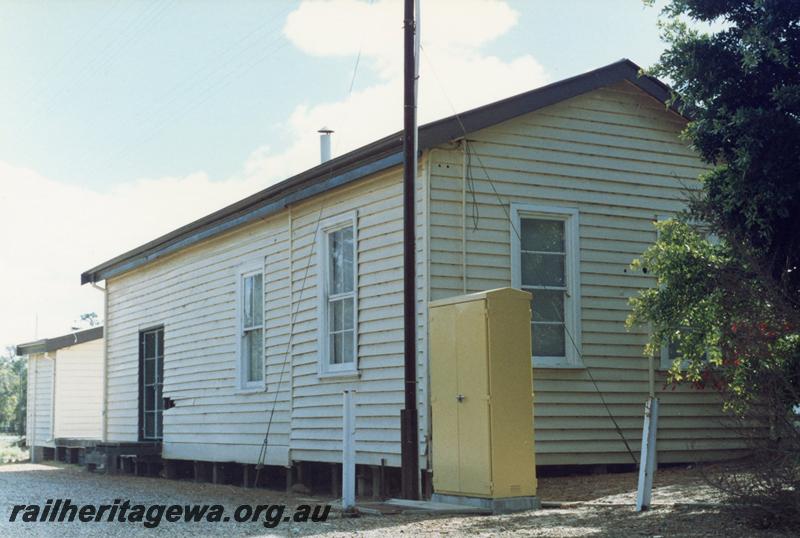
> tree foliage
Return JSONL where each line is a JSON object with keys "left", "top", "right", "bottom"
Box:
{"left": 79, "top": 312, "right": 100, "bottom": 328}
{"left": 630, "top": 0, "right": 800, "bottom": 412}
{"left": 628, "top": 219, "right": 799, "bottom": 415}
{"left": 651, "top": 0, "right": 800, "bottom": 306}
{"left": 0, "top": 347, "right": 26, "bottom": 435}
{"left": 630, "top": 1, "right": 800, "bottom": 525}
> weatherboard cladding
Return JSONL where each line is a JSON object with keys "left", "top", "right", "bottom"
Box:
{"left": 95, "top": 61, "right": 740, "bottom": 467}
{"left": 102, "top": 166, "right": 429, "bottom": 467}
{"left": 23, "top": 336, "right": 105, "bottom": 446}
{"left": 27, "top": 354, "right": 54, "bottom": 447}
{"left": 427, "top": 81, "right": 740, "bottom": 464}
{"left": 81, "top": 59, "right": 677, "bottom": 285}
{"left": 53, "top": 338, "right": 104, "bottom": 440}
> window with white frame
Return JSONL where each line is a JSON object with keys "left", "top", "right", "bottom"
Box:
{"left": 318, "top": 213, "right": 357, "bottom": 374}
{"left": 512, "top": 204, "right": 581, "bottom": 368}
{"left": 655, "top": 215, "right": 712, "bottom": 370}
{"left": 659, "top": 322, "right": 711, "bottom": 370}
{"left": 239, "top": 266, "right": 264, "bottom": 388}
{"left": 660, "top": 329, "right": 705, "bottom": 370}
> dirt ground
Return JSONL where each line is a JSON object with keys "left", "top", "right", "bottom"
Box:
{"left": 0, "top": 461, "right": 792, "bottom": 537}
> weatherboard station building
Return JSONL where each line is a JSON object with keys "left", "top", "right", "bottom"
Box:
{"left": 73, "top": 60, "right": 739, "bottom": 494}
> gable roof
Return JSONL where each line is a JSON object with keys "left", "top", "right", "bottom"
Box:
{"left": 81, "top": 59, "right": 682, "bottom": 284}
{"left": 16, "top": 326, "right": 104, "bottom": 356}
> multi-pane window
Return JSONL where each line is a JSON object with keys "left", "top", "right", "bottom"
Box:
{"left": 240, "top": 270, "right": 264, "bottom": 386}
{"left": 140, "top": 327, "right": 163, "bottom": 440}
{"left": 512, "top": 204, "right": 581, "bottom": 367}
{"left": 521, "top": 218, "right": 567, "bottom": 358}
{"left": 655, "top": 217, "right": 711, "bottom": 370}
{"left": 326, "top": 226, "right": 355, "bottom": 367}
{"left": 318, "top": 214, "right": 358, "bottom": 374}
{"left": 660, "top": 327, "right": 711, "bottom": 369}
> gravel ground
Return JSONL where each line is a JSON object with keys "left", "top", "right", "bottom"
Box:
{"left": 0, "top": 461, "right": 793, "bottom": 537}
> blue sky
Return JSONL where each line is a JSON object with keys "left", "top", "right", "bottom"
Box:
{"left": 1, "top": 1, "right": 666, "bottom": 190}
{"left": 0, "top": 0, "right": 671, "bottom": 348}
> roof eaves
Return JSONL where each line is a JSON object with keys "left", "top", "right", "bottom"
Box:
{"left": 15, "top": 326, "right": 104, "bottom": 356}
{"left": 81, "top": 59, "right": 683, "bottom": 284}
{"left": 83, "top": 149, "right": 404, "bottom": 283}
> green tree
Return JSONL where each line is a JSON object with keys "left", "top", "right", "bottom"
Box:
{"left": 634, "top": 0, "right": 800, "bottom": 415}
{"left": 628, "top": 219, "right": 798, "bottom": 413}
{"left": 0, "top": 347, "right": 26, "bottom": 435}
{"left": 649, "top": 0, "right": 800, "bottom": 307}
{"left": 75, "top": 312, "right": 100, "bottom": 330}
{"left": 629, "top": 0, "right": 800, "bottom": 525}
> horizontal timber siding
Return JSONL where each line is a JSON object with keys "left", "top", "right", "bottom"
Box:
{"left": 104, "top": 166, "right": 428, "bottom": 468}
{"left": 27, "top": 354, "right": 54, "bottom": 447}
{"left": 427, "top": 81, "right": 742, "bottom": 466}
{"left": 105, "top": 211, "right": 293, "bottom": 465}
{"left": 53, "top": 339, "right": 104, "bottom": 440}
{"left": 285, "top": 163, "right": 428, "bottom": 467}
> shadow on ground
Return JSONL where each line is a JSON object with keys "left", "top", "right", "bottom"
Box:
{"left": 0, "top": 462, "right": 792, "bottom": 537}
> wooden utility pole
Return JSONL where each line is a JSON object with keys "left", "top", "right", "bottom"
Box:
{"left": 400, "top": 0, "right": 420, "bottom": 500}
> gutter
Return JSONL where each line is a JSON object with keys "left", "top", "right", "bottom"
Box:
{"left": 80, "top": 59, "right": 684, "bottom": 285}
{"left": 82, "top": 149, "right": 404, "bottom": 284}
{"left": 16, "top": 326, "right": 104, "bottom": 356}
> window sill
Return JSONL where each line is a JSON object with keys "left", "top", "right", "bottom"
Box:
{"left": 532, "top": 357, "right": 584, "bottom": 369}
{"left": 317, "top": 370, "right": 360, "bottom": 382}
{"left": 234, "top": 385, "right": 265, "bottom": 395}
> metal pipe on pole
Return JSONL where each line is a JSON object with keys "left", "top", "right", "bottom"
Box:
{"left": 400, "top": 0, "right": 420, "bottom": 500}
{"left": 636, "top": 352, "right": 659, "bottom": 511}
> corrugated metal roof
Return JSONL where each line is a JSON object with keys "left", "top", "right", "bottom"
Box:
{"left": 81, "top": 59, "right": 681, "bottom": 284}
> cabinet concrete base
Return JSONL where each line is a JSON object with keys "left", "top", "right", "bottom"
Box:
{"left": 431, "top": 493, "right": 540, "bottom": 514}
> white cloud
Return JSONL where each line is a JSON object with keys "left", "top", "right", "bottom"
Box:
{"left": 248, "top": 0, "right": 548, "bottom": 181}
{"left": 0, "top": 164, "right": 264, "bottom": 348}
{"left": 284, "top": 0, "right": 520, "bottom": 77}
{"left": 1, "top": 0, "right": 548, "bottom": 349}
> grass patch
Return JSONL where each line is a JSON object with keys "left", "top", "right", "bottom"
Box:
{"left": 0, "top": 434, "right": 28, "bottom": 464}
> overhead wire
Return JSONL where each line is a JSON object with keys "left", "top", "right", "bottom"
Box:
{"left": 19, "top": 0, "right": 128, "bottom": 105}
{"left": 254, "top": 131, "right": 348, "bottom": 485}
{"left": 78, "top": 28, "right": 292, "bottom": 181}
{"left": 30, "top": 0, "right": 174, "bottom": 122}
{"left": 421, "top": 43, "right": 639, "bottom": 465}
{"left": 255, "top": 12, "right": 370, "bottom": 482}
{"left": 346, "top": 0, "right": 374, "bottom": 95}
{"left": 254, "top": 193, "right": 328, "bottom": 486}
{"left": 347, "top": 50, "right": 364, "bottom": 96}
{"left": 465, "top": 139, "right": 638, "bottom": 464}
{"left": 70, "top": 3, "right": 295, "bottom": 178}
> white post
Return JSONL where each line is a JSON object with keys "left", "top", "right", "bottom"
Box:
{"left": 29, "top": 358, "right": 37, "bottom": 462}
{"left": 635, "top": 397, "right": 659, "bottom": 511}
{"left": 342, "top": 389, "right": 356, "bottom": 510}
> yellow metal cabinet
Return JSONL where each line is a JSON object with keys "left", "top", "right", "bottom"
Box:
{"left": 430, "top": 288, "right": 537, "bottom": 500}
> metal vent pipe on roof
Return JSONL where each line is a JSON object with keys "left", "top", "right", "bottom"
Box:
{"left": 318, "top": 127, "right": 333, "bottom": 163}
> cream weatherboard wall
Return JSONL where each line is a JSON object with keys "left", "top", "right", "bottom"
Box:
{"left": 426, "top": 81, "right": 741, "bottom": 465}
{"left": 53, "top": 338, "right": 104, "bottom": 440}
{"left": 26, "top": 338, "right": 105, "bottom": 448}
{"left": 102, "top": 78, "right": 741, "bottom": 470}
{"left": 103, "top": 165, "right": 429, "bottom": 468}
{"left": 104, "top": 211, "right": 292, "bottom": 464}
{"left": 26, "top": 354, "right": 54, "bottom": 448}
